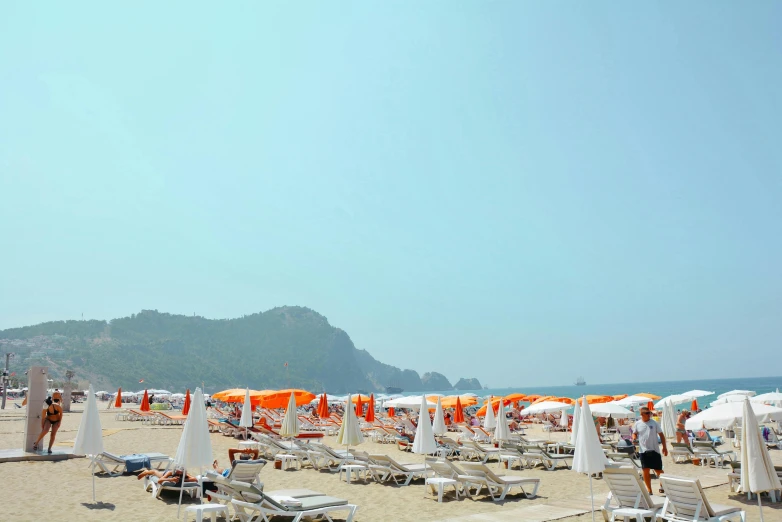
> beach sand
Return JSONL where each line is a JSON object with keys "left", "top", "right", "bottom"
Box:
{"left": 1, "top": 401, "right": 779, "bottom": 522}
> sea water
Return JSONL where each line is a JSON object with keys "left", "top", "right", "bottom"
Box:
{"left": 419, "top": 375, "right": 782, "bottom": 403}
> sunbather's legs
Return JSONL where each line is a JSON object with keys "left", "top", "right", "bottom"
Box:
{"left": 33, "top": 421, "right": 52, "bottom": 449}
{"left": 47, "top": 422, "right": 60, "bottom": 452}
{"left": 137, "top": 469, "right": 169, "bottom": 480}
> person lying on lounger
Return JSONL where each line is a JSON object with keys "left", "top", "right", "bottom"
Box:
{"left": 137, "top": 467, "right": 196, "bottom": 483}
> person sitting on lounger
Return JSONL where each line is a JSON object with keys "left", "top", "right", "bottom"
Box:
{"left": 211, "top": 448, "right": 261, "bottom": 476}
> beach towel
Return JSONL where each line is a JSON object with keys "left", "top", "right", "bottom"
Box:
{"left": 123, "top": 454, "right": 152, "bottom": 472}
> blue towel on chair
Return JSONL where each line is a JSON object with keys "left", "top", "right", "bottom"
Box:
{"left": 122, "top": 454, "right": 151, "bottom": 472}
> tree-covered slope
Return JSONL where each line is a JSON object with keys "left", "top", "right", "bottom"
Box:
{"left": 0, "top": 307, "right": 473, "bottom": 393}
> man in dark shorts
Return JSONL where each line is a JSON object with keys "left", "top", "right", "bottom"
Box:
{"left": 632, "top": 407, "right": 668, "bottom": 494}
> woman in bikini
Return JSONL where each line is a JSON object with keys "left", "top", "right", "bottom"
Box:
{"left": 33, "top": 391, "right": 63, "bottom": 454}
{"left": 676, "top": 410, "right": 690, "bottom": 443}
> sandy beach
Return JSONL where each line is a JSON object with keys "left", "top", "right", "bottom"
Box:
{"left": 1, "top": 400, "right": 779, "bottom": 522}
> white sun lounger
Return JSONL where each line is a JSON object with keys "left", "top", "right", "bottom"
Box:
{"left": 658, "top": 476, "right": 745, "bottom": 522}
{"left": 230, "top": 481, "right": 358, "bottom": 522}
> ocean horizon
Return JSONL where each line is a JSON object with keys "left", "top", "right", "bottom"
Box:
{"left": 409, "top": 375, "right": 782, "bottom": 402}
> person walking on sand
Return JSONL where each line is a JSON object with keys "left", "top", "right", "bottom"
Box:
{"left": 676, "top": 410, "right": 690, "bottom": 443}
{"left": 33, "top": 391, "right": 63, "bottom": 454}
{"left": 633, "top": 406, "right": 668, "bottom": 494}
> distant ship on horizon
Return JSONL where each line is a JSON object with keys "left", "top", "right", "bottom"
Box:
{"left": 575, "top": 377, "right": 586, "bottom": 386}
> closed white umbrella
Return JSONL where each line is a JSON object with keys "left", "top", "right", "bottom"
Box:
{"left": 740, "top": 397, "right": 782, "bottom": 521}
{"left": 685, "top": 402, "right": 782, "bottom": 430}
{"left": 412, "top": 394, "right": 438, "bottom": 456}
{"left": 73, "top": 385, "right": 104, "bottom": 502}
{"left": 525, "top": 400, "right": 573, "bottom": 416}
{"left": 483, "top": 398, "right": 496, "bottom": 431}
{"left": 279, "top": 391, "right": 300, "bottom": 439}
{"left": 239, "top": 388, "right": 254, "bottom": 440}
{"left": 336, "top": 394, "right": 364, "bottom": 451}
{"left": 588, "top": 402, "right": 634, "bottom": 418}
{"left": 570, "top": 400, "right": 582, "bottom": 446}
{"left": 173, "top": 388, "right": 212, "bottom": 516}
{"left": 572, "top": 397, "right": 607, "bottom": 522}
{"left": 494, "top": 399, "right": 511, "bottom": 446}
{"left": 661, "top": 400, "right": 677, "bottom": 440}
{"left": 432, "top": 397, "right": 447, "bottom": 436}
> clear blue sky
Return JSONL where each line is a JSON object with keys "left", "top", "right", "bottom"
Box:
{"left": 2, "top": 3, "right": 781, "bottom": 387}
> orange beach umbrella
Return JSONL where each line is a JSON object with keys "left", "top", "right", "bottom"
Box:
{"left": 182, "top": 389, "right": 191, "bottom": 415}
{"left": 259, "top": 389, "right": 316, "bottom": 409}
{"left": 317, "top": 393, "right": 329, "bottom": 418}
{"left": 140, "top": 389, "right": 150, "bottom": 412}
{"left": 440, "top": 395, "right": 477, "bottom": 409}
{"left": 577, "top": 395, "right": 613, "bottom": 405}
{"left": 691, "top": 398, "right": 698, "bottom": 411}
{"left": 636, "top": 392, "right": 662, "bottom": 400}
{"left": 612, "top": 394, "right": 628, "bottom": 400}
{"left": 504, "top": 393, "right": 527, "bottom": 404}
{"left": 387, "top": 407, "right": 395, "bottom": 417}
{"left": 355, "top": 394, "right": 363, "bottom": 417}
{"left": 365, "top": 394, "right": 375, "bottom": 423}
{"left": 114, "top": 387, "right": 122, "bottom": 408}
{"left": 350, "top": 394, "right": 371, "bottom": 403}
{"left": 453, "top": 396, "right": 465, "bottom": 423}
{"left": 212, "top": 388, "right": 247, "bottom": 401}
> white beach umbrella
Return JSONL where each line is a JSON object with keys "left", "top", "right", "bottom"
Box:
{"left": 525, "top": 400, "right": 574, "bottom": 416}
{"left": 384, "top": 395, "right": 436, "bottom": 410}
{"left": 588, "top": 402, "right": 634, "bottom": 418}
{"left": 336, "top": 394, "right": 364, "bottom": 450}
{"left": 740, "top": 398, "right": 782, "bottom": 521}
{"left": 173, "top": 388, "right": 212, "bottom": 516}
{"left": 432, "top": 397, "right": 447, "bottom": 436}
{"left": 483, "top": 398, "right": 497, "bottom": 431}
{"left": 654, "top": 394, "right": 692, "bottom": 409}
{"left": 572, "top": 397, "right": 607, "bottom": 522}
{"left": 570, "top": 400, "right": 582, "bottom": 446}
{"left": 412, "top": 394, "right": 438, "bottom": 455}
{"left": 615, "top": 395, "right": 652, "bottom": 407}
{"left": 559, "top": 409, "right": 570, "bottom": 429}
{"left": 73, "top": 384, "right": 104, "bottom": 502}
{"left": 752, "top": 390, "right": 782, "bottom": 407}
{"left": 494, "top": 399, "right": 512, "bottom": 446}
{"left": 680, "top": 389, "right": 714, "bottom": 398}
{"left": 711, "top": 394, "right": 754, "bottom": 407}
{"left": 718, "top": 389, "right": 756, "bottom": 399}
{"left": 661, "top": 400, "right": 677, "bottom": 440}
{"left": 279, "top": 391, "right": 300, "bottom": 439}
{"left": 685, "top": 402, "right": 782, "bottom": 430}
{"left": 239, "top": 388, "right": 254, "bottom": 439}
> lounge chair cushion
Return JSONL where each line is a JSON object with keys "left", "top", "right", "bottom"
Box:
{"left": 293, "top": 495, "right": 349, "bottom": 510}
{"left": 266, "top": 489, "right": 322, "bottom": 498}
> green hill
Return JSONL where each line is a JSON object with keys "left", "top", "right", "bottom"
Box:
{"left": 0, "top": 307, "right": 464, "bottom": 394}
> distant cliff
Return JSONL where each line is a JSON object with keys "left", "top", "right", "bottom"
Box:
{"left": 0, "top": 307, "right": 468, "bottom": 394}
{"left": 453, "top": 377, "right": 483, "bottom": 390}
{"left": 421, "top": 372, "right": 453, "bottom": 390}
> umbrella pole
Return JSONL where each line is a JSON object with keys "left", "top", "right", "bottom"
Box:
{"left": 91, "top": 455, "right": 96, "bottom": 502}
{"left": 177, "top": 466, "right": 186, "bottom": 517}
{"left": 589, "top": 475, "right": 595, "bottom": 522}
{"left": 758, "top": 495, "right": 764, "bottom": 522}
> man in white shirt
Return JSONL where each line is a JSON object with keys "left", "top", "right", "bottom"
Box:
{"left": 632, "top": 407, "right": 668, "bottom": 494}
